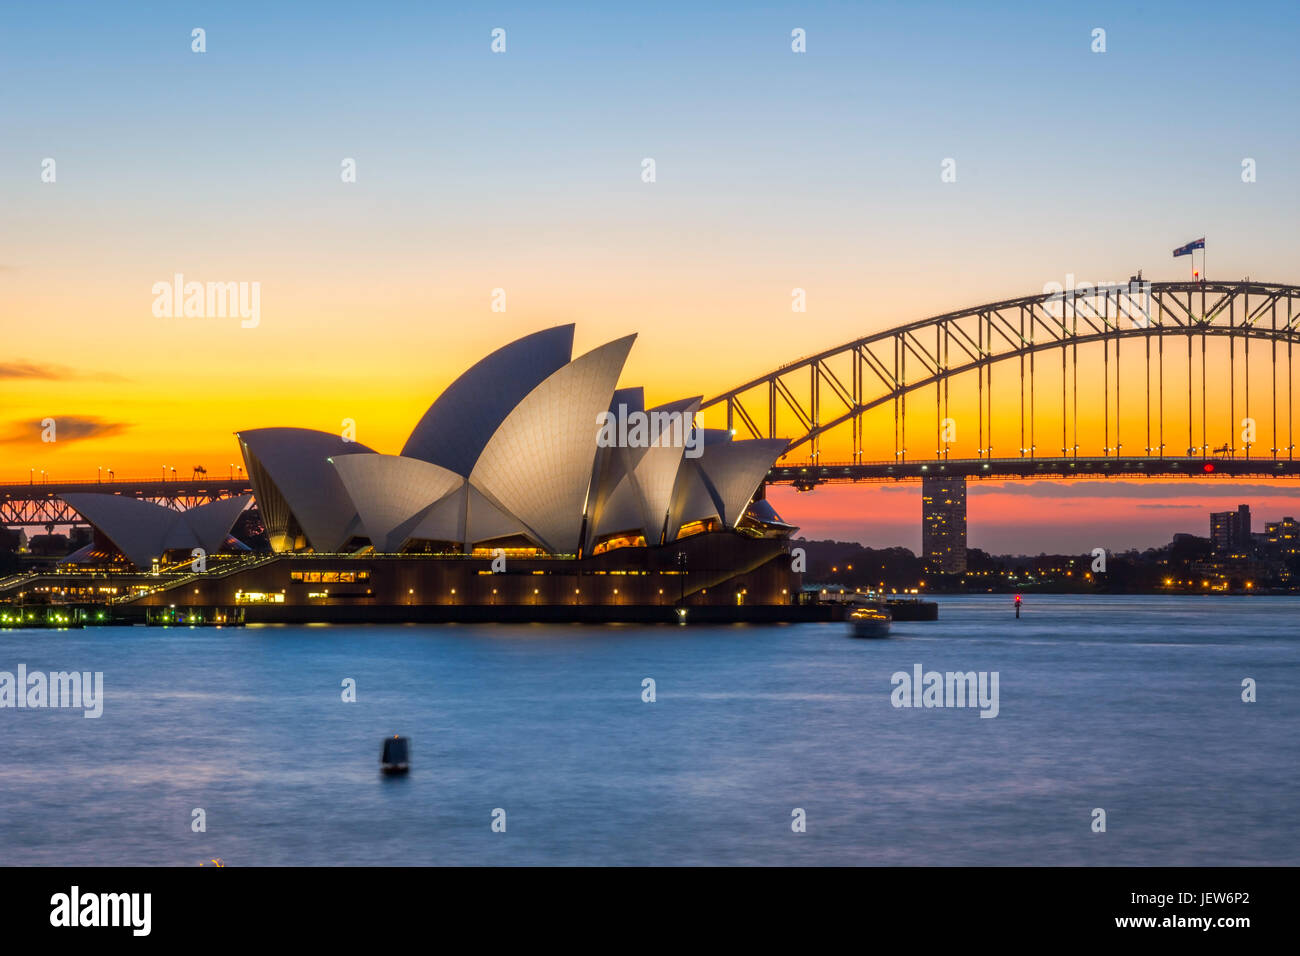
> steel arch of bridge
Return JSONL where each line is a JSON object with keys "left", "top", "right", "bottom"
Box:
{"left": 703, "top": 280, "right": 1300, "bottom": 465}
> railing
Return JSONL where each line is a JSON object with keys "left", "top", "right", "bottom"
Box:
{"left": 0, "top": 475, "right": 249, "bottom": 488}
{"left": 111, "top": 553, "right": 282, "bottom": 604}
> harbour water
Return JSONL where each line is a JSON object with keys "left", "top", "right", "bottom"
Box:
{"left": 0, "top": 594, "right": 1295, "bottom": 866}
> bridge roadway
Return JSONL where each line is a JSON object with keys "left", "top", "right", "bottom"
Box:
{"left": 0, "top": 477, "right": 253, "bottom": 496}
{"left": 767, "top": 455, "right": 1300, "bottom": 488}
{"left": 0, "top": 477, "right": 254, "bottom": 527}
{"left": 2, "top": 457, "right": 1298, "bottom": 524}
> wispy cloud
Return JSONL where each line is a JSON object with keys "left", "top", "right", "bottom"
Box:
{"left": 0, "top": 416, "right": 130, "bottom": 445}
{"left": 1, "top": 361, "right": 126, "bottom": 382}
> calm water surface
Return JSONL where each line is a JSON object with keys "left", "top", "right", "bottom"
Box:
{"left": 1, "top": 594, "right": 1296, "bottom": 865}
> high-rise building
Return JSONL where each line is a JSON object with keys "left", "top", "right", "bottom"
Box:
{"left": 1210, "top": 504, "right": 1251, "bottom": 554}
{"left": 1264, "top": 516, "right": 1299, "bottom": 558}
{"left": 922, "top": 475, "right": 967, "bottom": 573}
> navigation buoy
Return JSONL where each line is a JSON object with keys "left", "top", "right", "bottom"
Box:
{"left": 380, "top": 735, "right": 409, "bottom": 775}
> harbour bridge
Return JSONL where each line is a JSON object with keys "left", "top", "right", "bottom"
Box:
{"left": 703, "top": 279, "right": 1300, "bottom": 487}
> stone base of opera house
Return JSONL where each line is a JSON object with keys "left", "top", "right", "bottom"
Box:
{"left": 120, "top": 532, "right": 823, "bottom": 624}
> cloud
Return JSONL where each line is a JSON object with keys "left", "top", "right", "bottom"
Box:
{"left": 0, "top": 361, "right": 126, "bottom": 382}
{"left": 0, "top": 362, "right": 58, "bottom": 380}
{"left": 0, "top": 416, "right": 130, "bottom": 445}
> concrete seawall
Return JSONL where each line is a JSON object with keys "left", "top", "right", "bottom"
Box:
{"left": 114, "top": 603, "right": 844, "bottom": 626}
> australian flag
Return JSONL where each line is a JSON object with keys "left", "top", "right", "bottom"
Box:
{"left": 1172, "top": 237, "right": 1205, "bottom": 257}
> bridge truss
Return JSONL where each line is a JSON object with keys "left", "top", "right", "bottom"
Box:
{"left": 704, "top": 280, "right": 1300, "bottom": 471}
{"left": 0, "top": 479, "right": 253, "bottom": 529}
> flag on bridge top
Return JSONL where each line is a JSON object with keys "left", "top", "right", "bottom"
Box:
{"left": 1172, "top": 238, "right": 1205, "bottom": 257}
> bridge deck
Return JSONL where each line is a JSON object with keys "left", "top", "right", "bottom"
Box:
{"left": 0, "top": 478, "right": 254, "bottom": 528}
{"left": 768, "top": 456, "right": 1300, "bottom": 485}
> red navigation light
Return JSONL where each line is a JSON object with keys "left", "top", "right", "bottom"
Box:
{"left": 1193, "top": 270, "right": 1200, "bottom": 278}
{"left": 1203, "top": 462, "right": 1214, "bottom": 473}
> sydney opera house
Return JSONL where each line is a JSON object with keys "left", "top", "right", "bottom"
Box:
{"left": 45, "top": 326, "right": 805, "bottom": 622}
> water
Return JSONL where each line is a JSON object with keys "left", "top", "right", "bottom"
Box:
{"left": 0, "top": 594, "right": 1296, "bottom": 866}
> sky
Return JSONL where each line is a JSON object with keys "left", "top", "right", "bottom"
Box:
{"left": 3, "top": 1, "right": 1299, "bottom": 552}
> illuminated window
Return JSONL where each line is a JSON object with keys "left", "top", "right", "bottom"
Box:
{"left": 234, "top": 591, "right": 284, "bottom": 604}
{"left": 592, "top": 533, "right": 647, "bottom": 555}
{"left": 676, "top": 519, "right": 716, "bottom": 540}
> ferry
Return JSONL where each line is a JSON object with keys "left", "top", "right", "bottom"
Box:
{"left": 848, "top": 606, "right": 892, "bottom": 638}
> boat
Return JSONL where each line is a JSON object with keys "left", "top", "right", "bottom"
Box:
{"left": 848, "top": 606, "right": 892, "bottom": 638}
{"left": 380, "top": 735, "right": 409, "bottom": 774}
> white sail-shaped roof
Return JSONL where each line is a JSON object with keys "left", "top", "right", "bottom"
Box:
{"left": 401, "top": 324, "right": 575, "bottom": 475}
{"left": 389, "top": 482, "right": 532, "bottom": 547}
{"left": 60, "top": 494, "right": 174, "bottom": 568}
{"left": 590, "top": 470, "right": 645, "bottom": 540}
{"left": 178, "top": 494, "right": 254, "bottom": 556}
{"left": 233, "top": 326, "right": 792, "bottom": 558}
{"left": 630, "top": 396, "right": 701, "bottom": 545}
{"left": 61, "top": 493, "right": 251, "bottom": 568}
{"left": 584, "top": 389, "right": 640, "bottom": 549}
{"left": 666, "top": 459, "right": 722, "bottom": 541}
{"left": 608, "top": 386, "right": 645, "bottom": 415}
{"left": 469, "top": 334, "right": 636, "bottom": 554}
{"left": 329, "top": 454, "right": 463, "bottom": 553}
{"left": 462, "top": 484, "right": 533, "bottom": 546}
{"left": 697, "top": 438, "right": 788, "bottom": 527}
{"left": 585, "top": 394, "right": 703, "bottom": 547}
{"left": 237, "top": 427, "right": 375, "bottom": 553}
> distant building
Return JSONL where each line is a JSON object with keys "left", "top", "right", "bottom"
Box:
{"left": 0, "top": 528, "right": 28, "bottom": 554}
{"left": 1264, "top": 516, "right": 1299, "bottom": 558}
{"left": 27, "top": 534, "right": 70, "bottom": 556}
{"left": 921, "top": 476, "right": 967, "bottom": 573}
{"left": 1210, "top": 504, "right": 1251, "bottom": 554}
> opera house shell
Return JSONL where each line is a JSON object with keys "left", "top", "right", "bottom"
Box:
{"left": 59, "top": 493, "right": 252, "bottom": 569}
{"left": 236, "top": 325, "right": 793, "bottom": 559}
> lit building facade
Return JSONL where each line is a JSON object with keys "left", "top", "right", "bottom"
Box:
{"left": 1210, "top": 504, "right": 1252, "bottom": 554}
{"left": 921, "top": 475, "right": 967, "bottom": 573}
